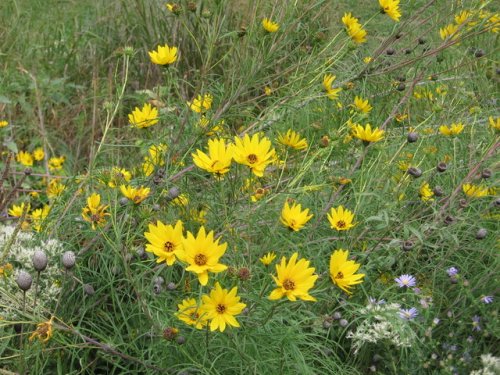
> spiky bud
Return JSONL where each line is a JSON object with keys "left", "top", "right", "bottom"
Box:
{"left": 16, "top": 270, "right": 32, "bottom": 291}
{"left": 32, "top": 250, "right": 48, "bottom": 272}
{"left": 61, "top": 251, "right": 76, "bottom": 270}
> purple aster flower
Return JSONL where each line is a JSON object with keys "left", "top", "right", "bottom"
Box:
{"left": 481, "top": 295, "right": 493, "bottom": 304}
{"left": 399, "top": 307, "right": 418, "bottom": 320}
{"left": 472, "top": 315, "right": 481, "bottom": 331}
{"left": 446, "top": 267, "right": 459, "bottom": 277}
{"left": 413, "top": 287, "right": 421, "bottom": 294}
{"left": 395, "top": 274, "right": 416, "bottom": 288}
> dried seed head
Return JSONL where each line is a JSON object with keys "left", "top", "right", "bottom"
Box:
{"left": 32, "top": 250, "right": 48, "bottom": 272}
{"left": 166, "top": 282, "right": 177, "bottom": 291}
{"left": 402, "top": 240, "right": 414, "bottom": 251}
{"left": 481, "top": 169, "right": 492, "bottom": 179}
{"left": 153, "top": 283, "right": 162, "bottom": 295}
{"left": 476, "top": 228, "right": 487, "bottom": 240}
{"left": 166, "top": 187, "right": 181, "bottom": 201}
{"left": 444, "top": 215, "right": 454, "bottom": 225}
{"left": 153, "top": 276, "right": 165, "bottom": 285}
{"left": 397, "top": 83, "right": 406, "bottom": 91}
{"left": 339, "top": 319, "right": 349, "bottom": 327}
{"left": 163, "top": 327, "right": 179, "bottom": 341}
{"left": 433, "top": 186, "right": 444, "bottom": 197}
{"left": 436, "top": 162, "right": 447, "bottom": 172}
{"left": 407, "top": 132, "right": 418, "bottom": 143}
{"left": 237, "top": 267, "right": 251, "bottom": 281}
{"left": 83, "top": 284, "right": 95, "bottom": 295}
{"left": 407, "top": 167, "right": 422, "bottom": 178}
{"left": 386, "top": 48, "right": 395, "bottom": 56}
{"left": 332, "top": 312, "right": 342, "bottom": 320}
{"left": 16, "top": 270, "right": 33, "bottom": 291}
{"left": 459, "top": 199, "right": 468, "bottom": 208}
{"left": 61, "top": 251, "right": 76, "bottom": 270}
{"left": 176, "top": 335, "right": 186, "bottom": 345}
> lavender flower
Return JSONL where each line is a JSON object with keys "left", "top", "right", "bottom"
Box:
{"left": 446, "top": 267, "right": 459, "bottom": 277}
{"left": 472, "top": 315, "right": 481, "bottom": 332}
{"left": 481, "top": 295, "right": 494, "bottom": 304}
{"left": 395, "top": 274, "right": 416, "bottom": 288}
{"left": 399, "top": 307, "right": 418, "bottom": 320}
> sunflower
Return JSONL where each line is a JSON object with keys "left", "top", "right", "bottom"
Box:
{"left": 232, "top": 133, "right": 276, "bottom": 177}
{"left": 379, "top": 0, "right": 401, "bottom": 22}
{"left": 144, "top": 220, "right": 184, "bottom": 265}
{"left": 262, "top": 18, "right": 279, "bottom": 33}
{"left": 351, "top": 123, "right": 385, "bottom": 143}
{"left": 128, "top": 103, "right": 159, "bottom": 128}
{"left": 120, "top": 185, "right": 150, "bottom": 204}
{"left": 176, "top": 298, "right": 207, "bottom": 329}
{"left": 192, "top": 138, "right": 233, "bottom": 178}
{"left": 81, "top": 193, "right": 110, "bottom": 230}
{"left": 280, "top": 201, "right": 313, "bottom": 231}
{"left": 329, "top": 249, "right": 365, "bottom": 294}
{"left": 200, "top": 283, "right": 246, "bottom": 332}
{"left": 148, "top": 44, "right": 178, "bottom": 65}
{"left": 277, "top": 129, "right": 308, "bottom": 150}
{"left": 327, "top": 205, "right": 356, "bottom": 231}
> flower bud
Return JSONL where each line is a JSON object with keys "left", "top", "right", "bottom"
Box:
{"left": 83, "top": 283, "right": 95, "bottom": 295}
{"left": 166, "top": 282, "right": 177, "bottom": 291}
{"left": 396, "top": 83, "right": 406, "bottom": 91}
{"left": 153, "top": 276, "right": 165, "bottom": 285}
{"left": 402, "top": 240, "right": 414, "bottom": 251}
{"left": 119, "top": 197, "right": 129, "bottom": 206}
{"left": 476, "top": 228, "right": 487, "bottom": 240}
{"left": 176, "top": 335, "right": 186, "bottom": 345}
{"left": 436, "top": 162, "right": 447, "bottom": 172}
{"left": 32, "top": 250, "right": 48, "bottom": 272}
{"left": 153, "top": 283, "right": 162, "bottom": 294}
{"left": 339, "top": 319, "right": 349, "bottom": 327}
{"left": 332, "top": 312, "right": 342, "bottom": 320}
{"left": 433, "top": 186, "right": 444, "bottom": 197}
{"left": 407, "top": 132, "right": 418, "bottom": 143}
{"left": 407, "top": 167, "right": 422, "bottom": 178}
{"left": 166, "top": 187, "right": 181, "bottom": 201}
{"left": 474, "top": 49, "right": 485, "bottom": 58}
{"left": 62, "top": 251, "right": 76, "bottom": 270}
{"left": 444, "top": 215, "right": 454, "bottom": 225}
{"left": 16, "top": 270, "right": 33, "bottom": 291}
{"left": 481, "top": 169, "right": 492, "bottom": 179}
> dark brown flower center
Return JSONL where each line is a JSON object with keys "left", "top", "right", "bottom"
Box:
{"left": 164, "top": 241, "right": 174, "bottom": 252}
{"left": 335, "top": 271, "right": 344, "bottom": 279}
{"left": 216, "top": 304, "right": 226, "bottom": 314}
{"left": 336, "top": 220, "right": 346, "bottom": 228}
{"left": 247, "top": 154, "right": 258, "bottom": 164}
{"left": 194, "top": 253, "right": 207, "bottom": 266}
{"left": 91, "top": 214, "right": 101, "bottom": 223}
{"left": 283, "top": 279, "right": 296, "bottom": 291}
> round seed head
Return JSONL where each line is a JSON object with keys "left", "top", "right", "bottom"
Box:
{"left": 16, "top": 270, "right": 32, "bottom": 291}
{"left": 407, "top": 167, "right": 422, "bottom": 178}
{"left": 386, "top": 48, "right": 395, "bottom": 55}
{"left": 339, "top": 319, "right": 349, "bottom": 327}
{"left": 119, "top": 197, "right": 129, "bottom": 206}
{"left": 433, "top": 186, "right": 444, "bottom": 197}
{"left": 476, "top": 228, "right": 487, "bottom": 240}
{"left": 407, "top": 132, "right": 419, "bottom": 143}
{"left": 176, "top": 335, "right": 186, "bottom": 345}
{"left": 402, "top": 240, "right": 414, "bottom": 251}
{"left": 153, "top": 276, "right": 164, "bottom": 285}
{"left": 166, "top": 187, "right": 181, "bottom": 201}
{"left": 436, "top": 162, "right": 447, "bottom": 172}
{"left": 166, "top": 282, "right": 177, "bottom": 291}
{"left": 332, "top": 312, "right": 342, "bottom": 320}
{"left": 83, "top": 283, "right": 95, "bottom": 295}
{"left": 32, "top": 250, "right": 48, "bottom": 272}
{"left": 62, "top": 251, "right": 76, "bottom": 270}
{"left": 397, "top": 83, "right": 406, "bottom": 91}
{"left": 237, "top": 267, "right": 251, "bottom": 281}
{"left": 153, "top": 283, "right": 162, "bottom": 295}
{"left": 481, "top": 169, "right": 492, "bottom": 179}
{"left": 322, "top": 320, "right": 332, "bottom": 329}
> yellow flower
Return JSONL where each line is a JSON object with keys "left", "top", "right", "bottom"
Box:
{"left": 264, "top": 86, "right": 272, "bottom": 96}
{"left": 232, "top": 133, "right": 276, "bottom": 177}
{"left": 262, "top": 18, "right": 279, "bottom": 33}
{"left": 200, "top": 282, "right": 246, "bottom": 332}
{"left": 341, "top": 12, "right": 359, "bottom": 29}
{"left": 341, "top": 13, "right": 367, "bottom": 44}
{"left": 277, "top": 129, "right": 308, "bottom": 150}
{"left": 419, "top": 183, "right": 434, "bottom": 202}
{"left": 329, "top": 249, "right": 365, "bottom": 294}
{"left": 489, "top": 116, "right": 500, "bottom": 130}
{"left": 48, "top": 156, "right": 65, "bottom": 171}
{"left": 192, "top": 138, "right": 233, "bottom": 178}
{"left": 363, "top": 56, "right": 373, "bottom": 64}
{"left": 29, "top": 317, "right": 54, "bottom": 343}
{"left": 47, "top": 180, "right": 65, "bottom": 198}
{"left": 142, "top": 144, "right": 167, "bottom": 176}
{"left": 327, "top": 205, "right": 356, "bottom": 231}
{"left": 32, "top": 147, "right": 44, "bottom": 161}
{"left": 81, "top": 193, "right": 110, "bottom": 229}
{"left": 379, "top": 0, "right": 401, "bottom": 22}
{"left": 31, "top": 205, "right": 50, "bottom": 232}
{"left": 454, "top": 10, "right": 472, "bottom": 25}
{"left": 463, "top": 183, "right": 488, "bottom": 198}
{"left": 260, "top": 252, "right": 276, "bottom": 266}
{"left": 440, "top": 24, "right": 459, "bottom": 40}
{"left": 269, "top": 252, "right": 318, "bottom": 302}
{"left": 149, "top": 44, "right": 178, "bottom": 65}
{"left": 177, "top": 226, "right": 228, "bottom": 286}
{"left": 0, "top": 120, "right": 8, "bottom": 127}
{"left": 439, "top": 123, "right": 464, "bottom": 136}
{"left": 280, "top": 200, "right": 313, "bottom": 231}
{"left": 187, "top": 93, "right": 213, "bottom": 113}
{"left": 352, "top": 123, "right": 385, "bottom": 143}
{"left": 8, "top": 202, "right": 30, "bottom": 218}
{"left": 352, "top": 96, "right": 372, "bottom": 113}
{"left": 395, "top": 113, "right": 408, "bottom": 122}
{"left": 144, "top": 220, "right": 184, "bottom": 265}
{"left": 250, "top": 186, "right": 269, "bottom": 202}
{"left": 108, "top": 167, "right": 132, "bottom": 188}
{"left": 172, "top": 194, "right": 189, "bottom": 207}
{"left": 176, "top": 298, "right": 207, "bottom": 329}
{"left": 16, "top": 151, "right": 34, "bottom": 167}
{"left": 128, "top": 103, "right": 159, "bottom": 128}
{"left": 322, "top": 74, "right": 342, "bottom": 100}
{"left": 120, "top": 185, "right": 150, "bottom": 204}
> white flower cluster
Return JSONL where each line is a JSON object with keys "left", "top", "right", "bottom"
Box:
{"left": 346, "top": 301, "right": 417, "bottom": 355}
{"left": 470, "top": 354, "right": 500, "bottom": 375}
{"left": 0, "top": 225, "right": 65, "bottom": 317}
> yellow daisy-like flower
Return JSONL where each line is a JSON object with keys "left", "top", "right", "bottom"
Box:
{"left": 379, "top": 0, "right": 401, "bottom": 22}
{"left": 341, "top": 12, "right": 359, "bottom": 29}
{"left": 322, "top": 74, "right": 343, "bottom": 100}
{"left": 188, "top": 93, "right": 213, "bottom": 113}
{"left": 48, "top": 156, "right": 65, "bottom": 171}
{"left": 260, "top": 252, "right": 276, "bottom": 266}
{"left": 439, "top": 123, "right": 464, "bottom": 136}
{"left": 108, "top": 167, "right": 132, "bottom": 188}
{"left": 352, "top": 96, "right": 373, "bottom": 113}
{"left": 46, "top": 180, "right": 65, "bottom": 198}
{"left": 454, "top": 10, "right": 472, "bottom": 26}
{"left": 462, "top": 183, "right": 489, "bottom": 198}
{"left": 8, "top": 202, "right": 30, "bottom": 218}
{"left": 341, "top": 13, "right": 367, "bottom": 44}
{"left": 232, "top": 133, "right": 276, "bottom": 177}
{"left": 352, "top": 123, "right": 385, "bottom": 143}
{"left": 176, "top": 298, "right": 207, "bottom": 329}
{"left": 262, "top": 18, "right": 279, "bottom": 33}
{"left": 269, "top": 252, "right": 318, "bottom": 302}
{"left": 200, "top": 282, "right": 246, "bottom": 332}
{"left": 277, "top": 129, "right": 308, "bottom": 150}
{"left": 280, "top": 201, "right": 313, "bottom": 232}
{"left": 16, "top": 151, "right": 34, "bottom": 167}
{"left": 29, "top": 317, "right": 54, "bottom": 343}
{"left": 32, "top": 147, "right": 45, "bottom": 161}
{"left": 144, "top": 220, "right": 184, "bottom": 266}
{"left": 419, "top": 182, "right": 434, "bottom": 202}
{"left": 119, "top": 185, "right": 150, "bottom": 204}
{"left": 327, "top": 205, "right": 356, "bottom": 231}
{"left": 128, "top": 103, "right": 159, "bottom": 128}
{"left": 192, "top": 138, "right": 233, "bottom": 178}
{"left": 142, "top": 143, "right": 167, "bottom": 176}
{"left": 329, "top": 249, "right": 365, "bottom": 294}
{"left": 0, "top": 120, "right": 8, "bottom": 127}
{"left": 148, "top": 44, "right": 178, "bottom": 65}
{"left": 177, "top": 226, "right": 228, "bottom": 286}
{"left": 440, "top": 23, "right": 459, "bottom": 40}
{"left": 363, "top": 56, "right": 373, "bottom": 64}
{"left": 31, "top": 205, "right": 50, "bottom": 232}
{"left": 81, "top": 193, "right": 110, "bottom": 230}
{"left": 488, "top": 116, "right": 500, "bottom": 130}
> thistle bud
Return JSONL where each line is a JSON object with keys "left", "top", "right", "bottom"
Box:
{"left": 32, "top": 250, "right": 48, "bottom": 272}
{"left": 62, "top": 251, "right": 76, "bottom": 270}
{"left": 16, "top": 270, "right": 33, "bottom": 291}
